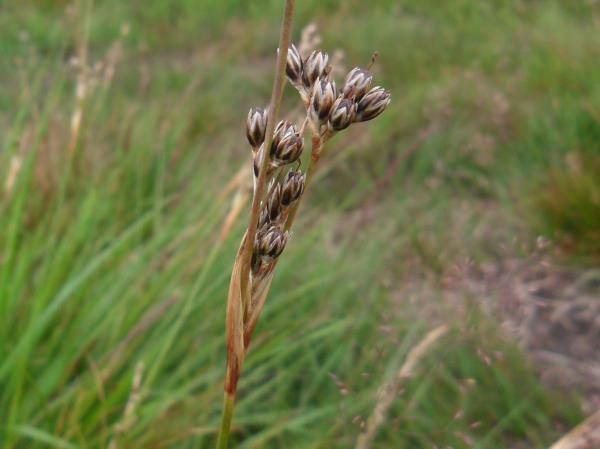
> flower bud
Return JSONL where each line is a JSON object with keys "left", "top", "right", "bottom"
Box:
{"left": 271, "top": 132, "right": 303, "bottom": 167}
{"left": 258, "top": 205, "right": 269, "bottom": 229}
{"left": 342, "top": 67, "right": 373, "bottom": 101}
{"left": 255, "top": 225, "right": 288, "bottom": 261}
{"left": 302, "top": 50, "right": 329, "bottom": 89}
{"left": 309, "top": 77, "right": 336, "bottom": 127}
{"left": 356, "top": 86, "right": 391, "bottom": 122}
{"left": 266, "top": 183, "right": 283, "bottom": 222}
{"left": 328, "top": 98, "right": 356, "bottom": 131}
{"left": 246, "top": 107, "right": 268, "bottom": 149}
{"left": 271, "top": 120, "right": 296, "bottom": 152}
{"left": 286, "top": 44, "right": 303, "bottom": 86}
{"left": 280, "top": 170, "right": 305, "bottom": 207}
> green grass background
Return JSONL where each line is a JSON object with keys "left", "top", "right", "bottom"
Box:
{"left": 1, "top": 0, "right": 598, "bottom": 448}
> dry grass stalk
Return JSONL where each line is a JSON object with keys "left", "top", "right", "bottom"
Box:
{"left": 355, "top": 325, "right": 448, "bottom": 449}
{"left": 67, "top": 2, "right": 128, "bottom": 157}
{"left": 107, "top": 361, "right": 145, "bottom": 449}
{"left": 4, "top": 155, "right": 23, "bottom": 195}
{"left": 548, "top": 410, "right": 600, "bottom": 449}
{"left": 216, "top": 1, "right": 391, "bottom": 447}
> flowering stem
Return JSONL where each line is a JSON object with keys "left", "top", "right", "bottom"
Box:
{"left": 238, "top": 0, "right": 296, "bottom": 309}
{"left": 218, "top": 2, "right": 295, "bottom": 449}
{"left": 215, "top": 392, "right": 236, "bottom": 449}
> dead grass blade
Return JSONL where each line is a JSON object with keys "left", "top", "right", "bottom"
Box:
{"left": 548, "top": 410, "right": 600, "bottom": 449}
{"left": 355, "top": 325, "right": 448, "bottom": 449}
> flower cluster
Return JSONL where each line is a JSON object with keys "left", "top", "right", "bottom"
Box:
{"left": 245, "top": 110, "right": 307, "bottom": 278}
{"left": 285, "top": 44, "right": 391, "bottom": 138}
{"left": 243, "top": 43, "right": 390, "bottom": 281}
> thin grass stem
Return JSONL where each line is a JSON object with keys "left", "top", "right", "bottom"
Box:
{"left": 238, "top": 0, "right": 296, "bottom": 308}
{"left": 215, "top": 392, "right": 236, "bottom": 449}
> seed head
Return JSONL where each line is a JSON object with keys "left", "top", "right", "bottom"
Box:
{"left": 246, "top": 107, "right": 268, "bottom": 149}
{"left": 280, "top": 170, "right": 305, "bottom": 207}
{"left": 302, "top": 50, "right": 329, "bottom": 89}
{"left": 356, "top": 86, "right": 391, "bottom": 122}
{"left": 270, "top": 121, "right": 303, "bottom": 167}
{"left": 271, "top": 132, "right": 303, "bottom": 167}
{"left": 328, "top": 97, "right": 356, "bottom": 131}
{"left": 256, "top": 225, "right": 288, "bottom": 261}
{"left": 309, "top": 77, "right": 336, "bottom": 127}
{"left": 342, "top": 67, "right": 373, "bottom": 101}
{"left": 286, "top": 44, "right": 303, "bottom": 86}
{"left": 272, "top": 120, "right": 296, "bottom": 151}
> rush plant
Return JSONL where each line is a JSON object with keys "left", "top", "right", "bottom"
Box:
{"left": 216, "top": 1, "right": 390, "bottom": 447}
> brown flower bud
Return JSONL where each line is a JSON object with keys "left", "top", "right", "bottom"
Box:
{"left": 255, "top": 225, "right": 288, "bottom": 261}
{"left": 246, "top": 107, "right": 268, "bottom": 149}
{"left": 271, "top": 120, "right": 296, "bottom": 152}
{"left": 302, "top": 50, "right": 329, "bottom": 89}
{"left": 266, "top": 183, "right": 283, "bottom": 222}
{"left": 258, "top": 205, "right": 269, "bottom": 229}
{"left": 356, "top": 86, "right": 391, "bottom": 122}
{"left": 328, "top": 97, "right": 356, "bottom": 131}
{"left": 342, "top": 67, "right": 373, "bottom": 101}
{"left": 286, "top": 44, "right": 303, "bottom": 86}
{"left": 280, "top": 170, "right": 305, "bottom": 207}
{"left": 309, "top": 77, "right": 336, "bottom": 127}
{"left": 271, "top": 132, "right": 303, "bottom": 167}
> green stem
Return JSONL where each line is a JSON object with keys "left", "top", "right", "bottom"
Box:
{"left": 215, "top": 392, "right": 236, "bottom": 449}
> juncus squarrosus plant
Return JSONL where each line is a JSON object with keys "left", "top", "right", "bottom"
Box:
{"left": 216, "top": 2, "right": 390, "bottom": 447}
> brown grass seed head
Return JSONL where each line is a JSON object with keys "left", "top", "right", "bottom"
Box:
{"left": 280, "top": 170, "right": 305, "bottom": 207}
{"left": 342, "top": 67, "right": 373, "bottom": 101}
{"left": 328, "top": 97, "right": 356, "bottom": 132}
{"left": 356, "top": 86, "right": 391, "bottom": 122}
{"left": 246, "top": 107, "right": 268, "bottom": 150}
{"left": 302, "top": 50, "right": 329, "bottom": 89}
{"left": 309, "top": 76, "right": 337, "bottom": 130}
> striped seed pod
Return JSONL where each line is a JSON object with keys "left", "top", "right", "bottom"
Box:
{"left": 309, "top": 77, "right": 336, "bottom": 127}
{"left": 272, "top": 120, "right": 296, "bottom": 152}
{"left": 342, "top": 67, "right": 373, "bottom": 101}
{"left": 328, "top": 97, "right": 356, "bottom": 131}
{"left": 270, "top": 121, "right": 303, "bottom": 167}
{"left": 255, "top": 225, "right": 288, "bottom": 261}
{"left": 271, "top": 132, "right": 303, "bottom": 167}
{"left": 266, "top": 183, "right": 283, "bottom": 222}
{"left": 246, "top": 107, "right": 268, "bottom": 149}
{"left": 286, "top": 44, "right": 303, "bottom": 86}
{"left": 280, "top": 170, "right": 305, "bottom": 207}
{"left": 302, "top": 50, "right": 329, "bottom": 89}
{"left": 356, "top": 86, "right": 391, "bottom": 122}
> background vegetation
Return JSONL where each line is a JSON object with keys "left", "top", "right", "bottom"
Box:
{"left": 1, "top": 0, "right": 598, "bottom": 448}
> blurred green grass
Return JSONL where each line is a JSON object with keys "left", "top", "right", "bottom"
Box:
{"left": 1, "top": 0, "right": 598, "bottom": 448}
